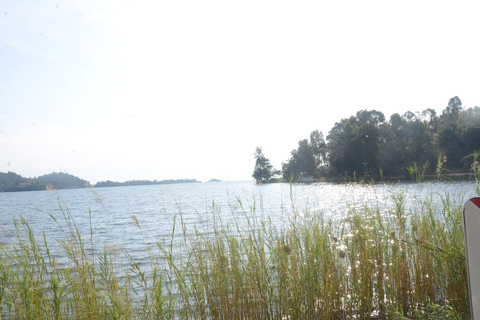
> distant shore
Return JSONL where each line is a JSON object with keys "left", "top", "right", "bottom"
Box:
{"left": 0, "top": 171, "right": 202, "bottom": 193}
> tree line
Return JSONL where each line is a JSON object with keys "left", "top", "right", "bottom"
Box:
{"left": 0, "top": 171, "right": 201, "bottom": 192}
{"left": 253, "top": 96, "right": 480, "bottom": 183}
{"left": 94, "top": 179, "right": 200, "bottom": 188}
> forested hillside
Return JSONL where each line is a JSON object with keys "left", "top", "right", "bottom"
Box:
{"left": 36, "top": 172, "right": 90, "bottom": 189}
{"left": 0, "top": 172, "right": 88, "bottom": 192}
{"left": 0, "top": 172, "right": 45, "bottom": 192}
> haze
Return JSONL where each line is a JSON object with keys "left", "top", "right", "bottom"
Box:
{"left": 1, "top": 0, "right": 480, "bottom": 183}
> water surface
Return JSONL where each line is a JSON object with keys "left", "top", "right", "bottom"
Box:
{"left": 0, "top": 180, "right": 477, "bottom": 266}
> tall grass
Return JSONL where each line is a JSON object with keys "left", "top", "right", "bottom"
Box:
{"left": 0, "top": 186, "right": 472, "bottom": 319}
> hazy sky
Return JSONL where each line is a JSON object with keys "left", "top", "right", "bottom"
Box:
{"left": 1, "top": 0, "right": 480, "bottom": 183}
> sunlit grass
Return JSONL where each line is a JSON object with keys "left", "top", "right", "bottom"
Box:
{"left": 0, "top": 186, "right": 472, "bottom": 319}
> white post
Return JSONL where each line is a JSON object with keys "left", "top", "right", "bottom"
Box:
{"left": 464, "top": 197, "right": 480, "bottom": 319}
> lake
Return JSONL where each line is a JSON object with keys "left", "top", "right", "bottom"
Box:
{"left": 0, "top": 180, "right": 478, "bottom": 267}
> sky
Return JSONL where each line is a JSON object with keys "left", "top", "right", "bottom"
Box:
{"left": 1, "top": 0, "right": 480, "bottom": 183}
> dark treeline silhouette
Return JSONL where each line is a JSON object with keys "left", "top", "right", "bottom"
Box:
{"left": 0, "top": 171, "right": 201, "bottom": 192}
{"left": 254, "top": 96, "right": 480, "bottom": 183}
{"left": 94, "top": 179, "right": 200, "bottom": 188}
{"left": 0, "top": 172, "right": 89, "bottom": 192}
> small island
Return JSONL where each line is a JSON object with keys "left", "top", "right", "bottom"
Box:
{"left": 207, "top": 178, "right": 221, "bottom": 183}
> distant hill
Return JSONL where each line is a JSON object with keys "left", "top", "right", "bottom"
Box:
{"left": 0, "top": 172, "right": 45, "bottom": 192}
{"left": 0, "top": 171, "right": 90, "bottom": 192}
{"left": 0, "top": 171, "right": 201, "bottom": 192}
{"left": 36, "top": 172, "right": 90, "bottom": 189}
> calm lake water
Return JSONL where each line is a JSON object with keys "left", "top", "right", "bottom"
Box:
{"left": 1, "top": 180, "right": 478, "bottom": 266}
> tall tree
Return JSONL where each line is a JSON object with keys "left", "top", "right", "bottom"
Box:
{"left": 461, "top": 106, "right": 480, "bottom": 158}
{"left": 421, "top": 108, "right": 439, "bottom": 133}
{"left": 442, "top": 96, "right": 463, "bottom": 124}
{"left": 355, "top": 110, "right": 386, "bottom": 177}
{"left": 309, "top": 130, "right": 327, "bottom": 169}
{"left": 379, "top": 115, "right": 404, "bottom": 177}
{"left": 326, "top": 117, "right": 357, "bottom": 176}
{"left": 438, "top": 96, "right": 464, "bottom": 169}
{"left": 252, "top": 147, "right": 274, "bottom": 184}
{"left": 327, "top": 110, "right": 385, "bottom": 178}
{"left": 282, "top": 139, "right": 316, "bottom": 181}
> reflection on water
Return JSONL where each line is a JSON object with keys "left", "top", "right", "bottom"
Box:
{"left": 0, "top": 180, "right": 477, "bottom": 267}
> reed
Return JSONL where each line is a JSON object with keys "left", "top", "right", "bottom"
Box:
{"left": 0, "top": 185, "right": 472, "bottom": 319}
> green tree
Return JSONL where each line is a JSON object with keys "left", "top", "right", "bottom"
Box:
{"left": 421, "top": 108, "right": 439, "bottom": 133}
{"left": 309, "top": 130, "right": 327, "bottom": 174}
{"left": 442, "top": 96, "right": 463, "bottom": 124}
{"left": 460, "top": 106, "right": 480, "bottom": 167}
{"left": 437, "top": 97, "right": 464, "bottom": 170}
{"left": 327, "top": 110, "right": 386, "bottom": 179}
{"left": 326, "top": 117, "right": 358, "bottom": 177}
{"left": 252, "top": 147, "right": 274, "bottom": 184}
{"left": 380, "top": 113, "right": 405, "bottom": 177}
{"left": 401, "top": 112, "right": 435, "bottom": 168}
{"left": 355, "top": 110, "right": 386, "bottom": 177}
{"left": 377, "top": 110, "right": 438, "bottom": 180}
{"left": 282, "top": 139, "right": 316, "bottom": 181}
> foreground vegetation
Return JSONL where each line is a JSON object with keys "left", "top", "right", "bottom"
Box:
{"left": 0, "top": 184, "right": 475, "bottom": 319}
